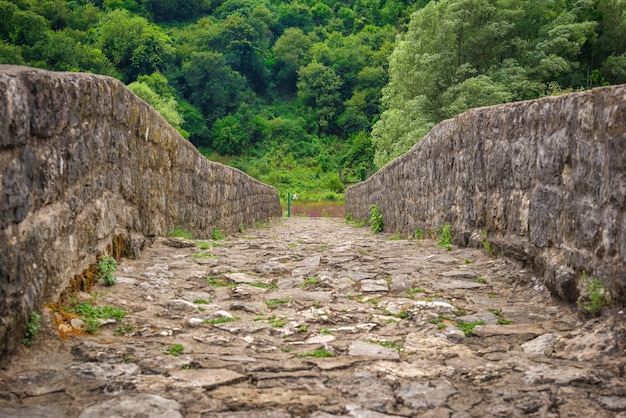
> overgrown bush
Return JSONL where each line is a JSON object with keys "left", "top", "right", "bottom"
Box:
{"left": 369, "top": 204, "right": 383, "bottom": 233}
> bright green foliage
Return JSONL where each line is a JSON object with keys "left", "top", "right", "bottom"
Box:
{"left": 64, "top": 298, "right": 126, "bottom": 334}
{"left": 97, "top": 256, "right": 118, "bottom": 286}
{"left": 164, "top": 344, "right": 184, "bottom": 356}
{"left": 580, "top": 278, "right": 611, "bottom": 314}
{"left": 296, "top": 349, "right": 334, "bottom": 358}
{"left": 2, "top": 0, "right": 625, "bottom": 198}
{"left": 22, "top": 311, "right": 41, "bottom": 347}
{"left": 369, "top": 204, "right": 383, "bottom": 233}
{"left": 169, "top": 226, "right": 193, "bottom": 239}
{"left": 456, "top": 320, "right": 485, "bottom": 336}
{"left": 437, "top": 224, "right": 452, "bottom": 251}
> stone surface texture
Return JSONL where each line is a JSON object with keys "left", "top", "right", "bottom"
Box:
{"left": 0, "top": 217, "right": 623, "bottom": 417}
{"left": 0, "top": 65, "right": 281, "bottom": 359}
{"left": 346, "top": 85, "right": 626, "bottom": 305}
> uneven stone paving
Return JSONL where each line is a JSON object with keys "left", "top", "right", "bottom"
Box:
{"left": 1, "top": 217, "right": 625, "bottom": 417}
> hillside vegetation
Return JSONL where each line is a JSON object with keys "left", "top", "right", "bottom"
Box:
{"left": 1, "top": 0, "right": 624, "bottom": 198}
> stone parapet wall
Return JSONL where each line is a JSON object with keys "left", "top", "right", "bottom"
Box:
{"left": 346, "top": 85, "right": 625, "bottom": 305}
{"left": 0, "top": 66, "right": 282, "bottom": 357}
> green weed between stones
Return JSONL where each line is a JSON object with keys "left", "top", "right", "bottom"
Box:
{"left": 296, "top": 349, "right": 334, "bottom": 358}
{"left": 114, "top": 323, "right": 134, "bottom": 336}
{"left": 193, "top": 298, "right": 212, "bottom": 304}
{"left": 64, "top": 297, "right": 126, "bottom": 334}
{"left": 191, "top": 253, "right": 217, "bottom": 259}
{"left": 22, "top": 311, "right": 41, "bottom": 347}
{"left": 456, "top": 320, "right": 485, "bottom": 336}
{"left": 212, "top": 228, "right": 225, "bottom": 240}
{"left": 205, "top": 316, "right": 240, "bottom": 325}
{"left": 365, "top": 338, "right": 404, "bottom": 351}
{"left": 369, "top": 204, "right": 383, "bottom": 233}
{"left": 206, "top": 276, "right": 235, "bottom": 287}
{"left": 437, "top": 224, "right": 453, "bottom": 250}
{"left": 169, "top": 226, "right": 193, "bottom": 240}
{"left": 164, "top": 344, "right": 184, "bottom": 356}
{"left": 97, "top": 255, "right": 118, "bottom": 286}
{"left": 580, "top": 276, "right": 611, "bottom": 314}
{"left": 265, "top": 298, "right": 292, "bottom": 307}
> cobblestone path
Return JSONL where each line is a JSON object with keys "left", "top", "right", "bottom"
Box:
{"left": 1, "top": 217, "right": 624, "bottom": 417}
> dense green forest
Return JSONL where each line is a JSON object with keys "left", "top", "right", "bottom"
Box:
{"left": 1, "top": 0, "right": 625, "bottom": 199}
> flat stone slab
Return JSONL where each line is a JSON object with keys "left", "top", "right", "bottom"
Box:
{"left": 264, "top": 289, "right": 334, "bottom": 303}
{"left": 303, "top": 356, "right": 370, "bottom": 370}
{"left": 438, "top": 269, "right": 478, "bottom": 279}
{"left": 79, "top": 394, "right": 182, "bottom": 418}
{"left": 361, "top": 279, "right": 389, "bottom": 292}
{"left": 348, "top": 341, "right": 400, "bottom": 360}
{"left": 338, "top": 270, "right": 377, "bottom": 281}
{"left": 472, "top": 324, "right": 545, "bottom": 337}
{"left": 169, "top": 368, "right": 246, "bottom": 389}
{"left": 303, "top": 334, "right": 336, "bottom": 344}
{"left": 432, "top": 279, "right": 487, "bottom": 290}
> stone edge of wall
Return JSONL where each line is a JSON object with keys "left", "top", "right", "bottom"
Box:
{"left": 346, "top": 85, "right": 626, "bottom": 307}
{"left": 0, "top": 65, "right": 282, "bottom": 359}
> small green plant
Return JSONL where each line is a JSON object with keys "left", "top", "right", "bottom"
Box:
{"left": 498, "top": 318, "right": 512, "bottom": 325}
{"left": 437, "top": 224, "right": 453, "bottom": 250}
{"left": 280, "top": 346, "right": 294, "bottom": 353}
{"left": 414, "top": 229, "right": 423, "bottom": 240}
{"left": 365, "top": 339, "right": 404, "bottom": 351}
{"left": 22, "top": 311, "right": 41, "bottom": 347}
{"left": 165, "top": 344, "right": 184, "bottom": 356}
{"left": 196, "top": 241, "right": 210, "bottom": 250}
{"left": 580, "top": 277, "right": 611, "bottom": 314}
{"left": 268, "top": 315, "right": 288, "bottom": 328}
{"left": 97, "top": 256, "right": 118, "bottom": 286}
{"left": 114, "top": 323, "right": 134, "bottom": 336}
{"left": 250, "top": 280, "right": 279, "bottom": 290}
{"left": 456, "top": 320, "right": 485, "bottom": 336}
{"left": 481, "top": 232, "right": 496, "bottom": 258}
{"left": 193, "top": 298, "right": 212, "bottom": 304}
{"left": 388, "top": 233, "right": 402, "bottom": 240}
{"left": 437, "top": 323, "right": 446, "bottom": 329}
{"left": 191, "top": 253, "right": 217, "bottom": 259}
{"left": 296, "top": 349, "right": 334, "bottom": 358}
{"left": 265, "top": 298, "right": 292, "bottom": 308}
{"left": 205, "top": 316, "right": 239, "bottom": 325}
{"left": 369, "top": 204, "right": 383, "bottom": 233}
{"left": 407, "top": 287, "right": 425, "bottom": 298}
{"left": 212, "top": 228, "right": 225, "bottom": 240}
{"left": 169, "top": 226, "right": 193, "bottom": 239}
{"left": 206, "top": 276, "right": 235, "bottom": 287}
{"left": 238, "top": 222, "right": 245, "bottom": 233}
{"left": 386, "top": 318, "right": 398, "bottom": 324}
{"left": 312, "top": 301, "right": 322, "bottom": 308}
{"left": 396, "top": 310, "right": 410, "bottom": 319}
{"left": 320, "top": 328, "right": 332, "bottom": 335}
{"left": 64, "top": 298, "right": 126, "bottom": 334}
{"left": 477, "top": 277, "right": 487, "bottom": 284}
{"left": 464, "top": 259, "right": 472, "bottom": 264}
{"left": 299, "top": 325, "right": 308, "bottom": 332}
{"left": 300, "top": 277, "right": 320, "bottom": 288}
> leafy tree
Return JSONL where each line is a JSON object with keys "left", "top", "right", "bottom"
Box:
{"left": 272, "top": 27, "right": 312, "bottom": 94}
{"left": 96, "top": 9, "right": 172, "bottom": 82}
{"left": 182, "top": 51, "right": 252, "bottom": 125}
{"left": 297, "top": 61, "right": 343, "bottom": 131}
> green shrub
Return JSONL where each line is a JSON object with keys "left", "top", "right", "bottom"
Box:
{"left": 169, "top": 226, "right": 193, "bottom": 239}
{"left": 369, "top": 204, "right": 383, "bottom": 233}
{"left": 22, "top": 311, "right": 41, "bottom": 347}
{"left": 97, "top": 256, "right": 118, "bottom": 286}
{"left": 580, "top": 277, "right": 610, "bottom": 314}
{"left": 437, "top": 224, "right": 452, "bottom": 250}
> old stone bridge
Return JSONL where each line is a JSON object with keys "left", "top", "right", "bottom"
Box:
{"left": 0, "top": 66, "right": 624, "bottom": 417}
